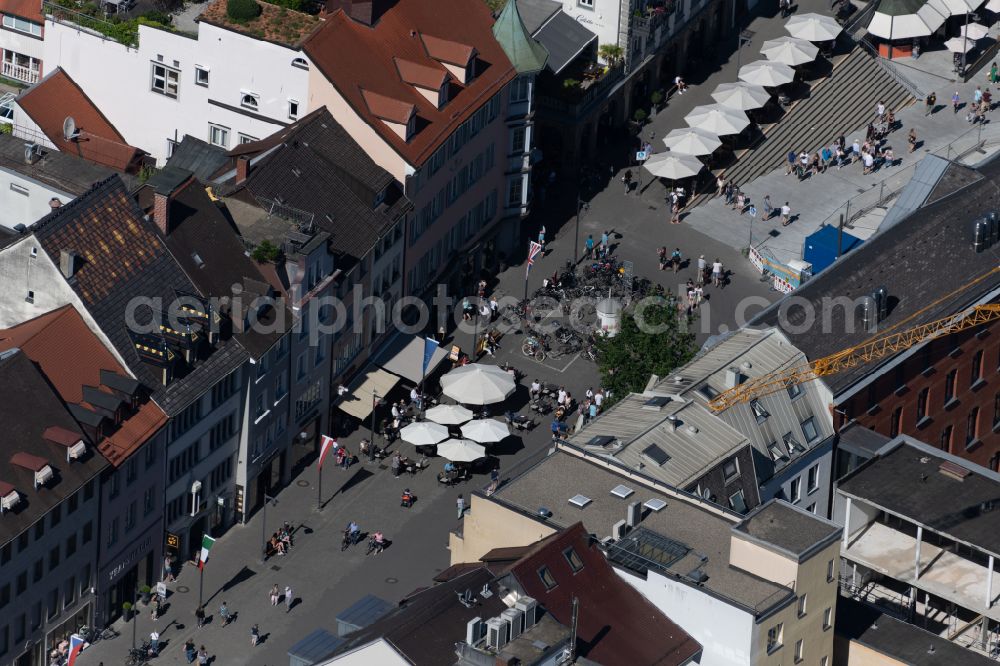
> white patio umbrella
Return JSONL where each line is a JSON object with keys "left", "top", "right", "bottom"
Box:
{"left": 662, "top": 127, "right": 722, "bottom": 155}
{"left": 867, "top": 0, "right": 946, "bottom": 39}
{"left": 945, "top": 36, "right": 977, "bottom": 52}
{"left": 642, "top": 152, "right": 705, "bottom": 179}
{"left": 960, "top": 22, "right": 990, "bottom": 39}
{"left": 935, "top": 0, "right": 982, "bottom": 15}
{"left": 440, "top": 363, "right": 516, "bottom": 405}
{"left": 399, "top": 420, "right": 449, "bottom": 446}
{"left": 738, "top": 60, "right": 796, "bottom": 87}
{"left": 760, "top": 36, "right": 820, "bottom": 66}
{"left": 425, "top": 404, "right": 474, "bottom": 425}
{"left": 785, "top": 13, "right": 842, "bottom": 41}
{"left": 436, "top": 438, "right": 487, "bottom": 463}
{"left": 684, "top": 104, "right": 751, "bottom": 135}
{"left": 986, "top": 0, "right": 1000, "bottom": 12}
{"left": 711, "top": 82, "right": 771, "bottom": 110}
{"left": 460, "top": 419, "right": 511, "bottom": 443}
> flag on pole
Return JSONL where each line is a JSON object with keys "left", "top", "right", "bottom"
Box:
{"left": 526, "top": 241, "right": 543, "bottom": 279}
{"left": 422, "top": 337, "right": 439, "bottom": 377}
{"left": 67, "top": 634, "right": 85, "bottom": 666}
{"left": 198, "top": 535, "right": 216, "bottom": 570}
{"left": 318, "top": 435, "right": 337, "bottom": 470}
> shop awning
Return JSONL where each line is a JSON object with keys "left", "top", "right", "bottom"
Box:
{"left": 337, "top": 367, "right": 401, "bottom": 420}
{"left": 372, "top": 333, "right": 448, "bottom": 384}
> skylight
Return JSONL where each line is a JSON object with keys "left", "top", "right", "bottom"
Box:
{"left": 610, "top": 484, "right": 634, "bottom": 499}
{"left": 644, "top": 498, "right": 667, "bottom": 512}
{"left": 568, "top": 494, "right": 592, "bottom": 508}
{"left": 642, "top": 444, "right": 671, "bottom": 466}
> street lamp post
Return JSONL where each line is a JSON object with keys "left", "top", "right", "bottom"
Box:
{"left": 369, "top": 391, "right": 381, "bottom": 462}
{"left": 736, "top": 29, "right": 754, "bottom": 73}
{"left": 259, "top": 493, "right": 278, "bottom": 563}
{"left": 131, "top": 587, "right": 138, "bottom": 650}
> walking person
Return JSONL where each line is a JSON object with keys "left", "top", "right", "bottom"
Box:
{"left": 457, "top": 493, "right": 466, "bottom": 519}
{"left": 991, "top": 62, "right": 998, "bottom": 84}
{"left": 285, "top": 586, "right": 294, "bottom": 613}
{"left": 251, "top": 624, "right": 260, "bottom": 647}
{"left": 975, "top": 86, "right": 983, "bottom": 106}
{"left": 716, "top": 173, "right": 726, "bottom": 197}
{"left": 952, "top": 90, "right": 961, "bottom": 113}
{"left": 781, "top": 201, "right": 792, "bottom": 227}
{"left": 220, "top": 601, "right": 232, "bottom": 627}
{"left": 585, "top": 234, "right": 594, "bottom": 259}
{"left": 785, "top": 149, "right": 796, "bottom": 175}
{"left": 600, "top": 230, "right": 609, "bottom": 257}
{"left": 657, "top": 246, "right": 667, "bottom": 271}
{"left": 391, "top": 452, "right": 401, "bottom": 478}
{"left": 671, "top": 247, "right": 682, "bottom": 273}
{"left": 763, "top": 194, "right": 773, "bottom": 221}
{"left": 197, "top": 646, "right": 209, "bottom": 665}
{"left": 876, "top": 100, "right": 885, "bottom": 118}
{"left": 697, "top": 254, "right": 707, "bottom": 282}
{"left": 270, "top": 584, "right": 279, "bottom": 606}
{"left": 488, "top": 466, "right": 500, "bottom": 495}
{"left": 163, "top": 556, "right": 175, "bottom": 583}
{"left": 711, "top": 259, "right": 724, "bottom": 288}
{"left": 184, "top": 640, "right": 197, "bottom": 663}
{"left": 908, "top": 128, "right": 917, "bottom": 153}
{"left": 195, "top": 606, "right": 205, "bottom": 628}
{"left": 925, "top": 91, "right": 936, "bottom": 116}
{"left": 150, "top": 596, "right": 160, "bottom": 621}
{"left": 538, "top": 225, "right": 546, "bottom": 251}
{"left": 150, "top": 630, "right": 159, "bottom": 656}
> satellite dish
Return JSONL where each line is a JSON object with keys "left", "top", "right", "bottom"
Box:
{"left": 62, "top": 116, "right": 79, "bottom": 141}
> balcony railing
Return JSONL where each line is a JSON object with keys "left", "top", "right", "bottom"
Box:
{"left": 2, "top": 61, "right": 39, "bottom": 84}
{"left": 536, "top": 64, "right": 626, "bottom": 122}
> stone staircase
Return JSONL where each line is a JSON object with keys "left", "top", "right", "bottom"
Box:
{"left": 713, "top": 46, "right": 914, "bottom": 190}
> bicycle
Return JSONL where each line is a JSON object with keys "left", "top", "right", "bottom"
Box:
{"left": 125, "top": 641, "right": 153, "bottom": 666}
{"left": 521, "top": 337, "right": 546, "bottom": 361}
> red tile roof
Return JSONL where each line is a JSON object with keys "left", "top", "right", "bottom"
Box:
{"left": 0, "top": 0, "right": 43, "bottom": 23}
{"left": 17, "top": 68, "right": 147, "bottom": 172}
{"left": 510, "top": 523, "right": 702, "bottom": 666}
{"left": 11, "top": 452, "right": 48, "bottom": 472}
{"left": 0, "top": 306, "right": 167, "bottom": 467}
{"left": 303, "top": 0, "right": 515, "bottom": 166}
{"left": 361, "top": 89, "right": 415, "bottom": 125}
{"left": 394, "top": 57, "right": 449, "bottom": 90}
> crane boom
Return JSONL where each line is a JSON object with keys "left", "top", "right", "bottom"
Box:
{"left": 708, "top": 303, "right": 1000, "bottom": 412}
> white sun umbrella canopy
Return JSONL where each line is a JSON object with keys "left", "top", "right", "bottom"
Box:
{"left": 738, "top": 60, "right": 796, "bottom": 87}
{"left": 440, "top": 363, "right": 516, "bottom": 405}
{"left": 945, "top": 36, "right": 977, "bottom": 52}
{"left": 684, "top": 104, "right": 751, "bottom": 135}
{"left": 760, "top": 36, "right": 820, "bottom": 66}
{"left": 987, "top": 0, "right": 1000, "bottom": 13}
{"left": 935, "top": 0, "right": 982, "bottom": 15}
{"left": 460, "top": 419, "right": 511, "bottom": 443}
{"left": 436, "top": 438, "right": 487, "bottom": 463}
{"left": 642, "top": 152, "right": 705, "bottom": 180}
{"left": 960, "top": 22, "right": 990, "bottom": 40}
{"left": 711, "top": 82, "right": 772, "bottom": 110}
{"left": 868, "top": 0, "right": 946, "bottom": 39}
{"left": 785, "top": 12, "right": 842, "bottom": 41}
{"left": 400, "top": 420, "right": 449, "bottom": 446}
{"left": 425, "top": 404, "right": 474, "bottom": 425}
{"left": 662, "top": 127, "right": 723, "bottom": 155}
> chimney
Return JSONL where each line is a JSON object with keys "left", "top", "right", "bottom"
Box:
{"left": 725, "top": 367, "right": 742, "bottom": 389}
{"left": 60, "top": 250, "right": 77, "bottom": 279}
{"left": 627, "top": 501, "right": 642, "bottom": 527}
{"left": 154, "top": 190, "right": 171, "bottom": 236}
{"left": 49, "top": 197, "right": 62, "bottom": 210}
{"left": 236, "top": 155, "right": 250, "bottom": 185}
{"left": 612, "top": 519, "right": 627, "bottom": 540}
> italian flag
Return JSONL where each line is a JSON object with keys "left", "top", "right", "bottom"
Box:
{"left": 318, "top": 435, "right": 337, "bottom": 470}
{"left": 199, "top": 535, "right": 216, "bottom": 570}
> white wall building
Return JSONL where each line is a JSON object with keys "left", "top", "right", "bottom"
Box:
{"left": 0, "top": 0, "right": 44, "bottom": 84}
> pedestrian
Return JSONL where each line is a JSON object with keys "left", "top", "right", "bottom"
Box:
{"left": 251, "top": 624, "right": 260, "bottom": 646}
{"left": 975, "top": 86, "right": 983, "bottom": 105}
{"left": 220, "top": 601, "right": 233, "bottom": 627}
{"left": 716, "top": 173, "right": 726, "bottom": 197}
{"left": 908, "top": 128, "right": 917, "bottom": 153}
{"left": 697, "top": 255, "right": 707, "bottom": 281}
{"left": 925, "top": 91, "right": 936, "bottom": 116}
{"left": 195, "top": 606, "right": 205, "bottom": 628}
{"left": 391, "top": 452, "right": 401, "bottom": 478}
{"left": 557, "top": 386, "right": 567, "bottom": 406}
{"left": 694, "top": 283, "right": 704, "bottom": 307}
{"left": 674, "top": 74, "right": 686, "bottom": 94}
{"left": 163, "top": 556, "right": 175, "bottom": 583}
{"left": 671, "top": 202, "right": 681, "bottom": 224}
{"left": 711, "top": 259, "right": 724, "bottom": 288}
{"left": 671, "top": 247, "right": 682, "bottom": 273}
{"left": 588, "top": 401, "right": 597, "bottom": 422}
{"left": 488, "top": 467, "right": 500, "bottom": 494}
{"left": 585, "top": 234, "right": 594, "bottom": 259}
{"left": 763, "top": 194, "right": 773, "bottom": 221}
{"left": 285, "top": 586, "right": 293, "bottom": 613}
{"left": 150, "top": 596, "right": 159, "bottom": 620}
{"left": 184, "top": 639, "right": 197, "bottom": 663}
{"left": 657, "top": 246, "right": 667, "bottom": 270}
{"left": 340, "top": 446, "right": 351, "bottom": 470}
{"left": 785, "top": 150, "right": 796, "bottom": 175}
{"left": 197, "top": 646, "right": 209, "bottom": 665}
{"left": 798, "top": 151, "right": 809, "bottom": 177}
{"left": 457, "top": 493, "right": 466, "bottom": 519}
{"left": 622, "top": 169, "right": 632, "bottom": 194}
{"left": 734, "top": 189, "right": 744, "bottom": 212}
{"left": 538, "top": 225, "right": 546, "bottom": 251}
{"left": 991, "top": 62, "right": 998, "bottom": 83}
{"left": 594, "top": 389, "right": 604, "bottom": 411}
{"left": 985, "top": 88, "right": 993, "bottom": 111}
{"left": 876, "top": 100, "right": 885, "bottom": 118}
{"left": 724, "top": 180, "right": 734, "bottom": 203}
{"left": 150, "top": 630, "right": 159, "bottom": 656}
{"left": 851, "top": 139, "right": 860, "bottom": 163}
{"left": 953, "top": 91, "right": 961, "bottom": 113}
{"left": 601, "top": 230, "right": 609, "bottom": 255}
{"left": 780, "top": 202, "right": 791, "bottom": 227}
{"left": 270, "top": 584, "right": 279, "bottom": 606}
{"left": 862, "top": 150, "right": 874, "bottom": 174}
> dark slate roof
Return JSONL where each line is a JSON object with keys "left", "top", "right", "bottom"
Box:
{"left": 532, "top": 8, "right": 597, "bottom": 74}
{"left": 31, "top": 176, "right": 248, "bottom": 415}
{"left": 217, "top": 108, "right": 411, "bottom": 261}
{"left": 0, "top": 351, "right": 107, "bottom": 544}
{"left": 328, "top": 568, "right": 507, "bottom": 663}
{"left": 515, "top": 0, "right": 560, "bottom": 33}
{"left": 508, "top": 523, "right": 701, "bottom": 666}
{"left": 838, "top": 439, "right": 1000, "bottom": 557}
{"left": 164, "top": 136, "right": 229, "bottom": 183}
{"left": 0, "top": 133, "right": 132, "bottom": 199}
{"left": 752, "top": 158, "right": 1000, "bottom": 394}
{"left": 836, "top": 597, "right": 997, "bottom": 666}
{"left": 836, "top": 422, "right": 892, "bottom": 459}
{"left": 733, "top": 500, "right": 840, "bottom": 559}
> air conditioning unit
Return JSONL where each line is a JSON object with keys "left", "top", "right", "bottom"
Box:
{"left": 465, "top": 616, "right": 484, "bottom": 645}
{"left": 486, "top": 616, "right": 509, "bottom": 651}
{"left": 502, "top": 607, "right": 524, "bottom": 640}
{"left": 34, "top": 465, "right": 53, "bottom": 488}
{"left": 67, "top": 441, "right": 87, "bottom": 461}
{"left": 1, "top": 490, "right": 20, "bottom": 512}
{"left": 515, "top": 597, "right": 538, "bottom": 630}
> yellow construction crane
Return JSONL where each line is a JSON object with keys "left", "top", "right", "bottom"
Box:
{"left": 707, "top": 266, "right": 1000, "bottom": 412}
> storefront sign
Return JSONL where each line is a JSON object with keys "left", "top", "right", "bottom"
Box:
{"left": 107, "top": 535, "right": 153, "bottom": 583}
{"left": 448, "top": 345, "right": 460, "bottom": 362}
{"left": 165, "top": 532, "right": 179, "bottom": 550}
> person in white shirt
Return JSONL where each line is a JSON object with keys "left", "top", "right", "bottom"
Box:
{"left": 585, "top": 387, "right": 594, "bottom": 401}
{"left": 594, "top": 391, "right": 604, "bottom": 409}
{"left": 530, "top": 380, "right": 541, "bottom": 398}
{"left": 557, "top": 387, "right": 567, "bottom": 406}
{"left": 674, "top": 75, "right": 686, "bottom": 94}
{"left": 712, "top": 260, "right": 724, "bottom": 288}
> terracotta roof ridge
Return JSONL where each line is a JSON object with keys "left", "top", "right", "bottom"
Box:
{"left": 393, "top": 56, "right": 449, "bottom": 90}
{"left": 419, "top": 32, "right": 476, "bottom": 65}
{"left": 0, "top": 305, "right": 74, "bottom": 347}
{"left": 360, "top": 88, "right": 415, "bottom": 124}
{"left": 21, "top": 68, "right": 129, "bottom": 145}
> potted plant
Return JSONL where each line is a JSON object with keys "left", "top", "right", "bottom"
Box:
{"left": 122, "top": 601, "right": 133, "bottom": 620}
{"left": 140, "top": 585, "right": 151, "bottom": 604}
{"left": 651, "top": 90, "right": 664, "bottom": 112}
{"left": 633, "top": 108, "right": 648, "bottom": 125}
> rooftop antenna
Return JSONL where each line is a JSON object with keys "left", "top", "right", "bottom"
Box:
{"left": 62, "top": 116, "right": 80, "bottom": 142}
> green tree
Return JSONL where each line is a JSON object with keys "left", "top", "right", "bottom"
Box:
{"left": 227, "top": 0, "right": 261, "bottom": 22}
{"left": 598, "top": 43, "right": 624, "bottom": 66}
{"left": 251, "top": 239, "right": 281, "bottom": 263}
{"left": 594, "top": 300, "right": 695, "bottom": 405}
{"left": 633, "top": 108, "right": 647, "bottom": 124}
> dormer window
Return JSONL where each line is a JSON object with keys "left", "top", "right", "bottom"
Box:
{"left": 406, "top": 115, "right": 416, "bottom": 141}
{"left": 241, "top": 93, "right": 260, "bottom": 111}
{"left": 291, "top": 57, "right": 309, "bottom": 70}
{"left": 438, "top": 82, "right": 449, "bottom": 108}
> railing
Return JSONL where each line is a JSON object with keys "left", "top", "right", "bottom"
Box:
{"left": 536, "top": 64, "right": 626, "bottom": 122}
{"left": 1, "top": 61, "right": 40, "bottom": 84}
{"left": 42, "top": 0, "right": 138, "bottom": 46}
{"left": 854, "top": 37, "right": 924, "bottom": 99}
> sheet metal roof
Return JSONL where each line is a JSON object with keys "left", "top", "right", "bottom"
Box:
{"left": 533, "top": 9, "right": 597, "bottom": 73}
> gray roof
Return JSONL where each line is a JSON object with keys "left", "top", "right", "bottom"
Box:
{"left": 752, "top": 158, "right": 1000, "bottom": 394}
{"left": 515, "top": 0, "right": 560, "bottom": 33}
{"left": 879, "top": 154, "right": 957, "bottom": 229}
{"left": 836, "top": 422, "right": 891, "bottom": 459}
{"left": 165, "top": 136, "right": 229, "bottom": 183}
{"left": 733, "top": 500, "right": 840, "bottom": 559}
{"left": 533, "top": 9, "right": 597, "bottom": 74}
{"left": 837, "top": 438, "right": 1000, "bottom": 558}
{"left": 0, "top": 133, "right": 131, "bottom": 199}
{"left": 492, "top": 449, "right": 795, "bottom": 615}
